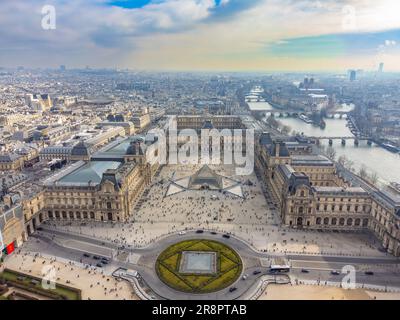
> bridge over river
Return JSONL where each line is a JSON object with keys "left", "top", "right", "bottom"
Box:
{"left": 309, "top": 136, "right": 373, "bottom": 146}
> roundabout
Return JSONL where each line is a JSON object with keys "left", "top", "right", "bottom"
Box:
{"left": 155, "top": 239, "right": 243, "bottom": 294}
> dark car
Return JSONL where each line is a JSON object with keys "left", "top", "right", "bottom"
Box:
{"left": 365, "top": 271, "right": 374, "bottom": 276}
{"left": 101, "top": 257, "right": 110, "bottom": 263}
{"left": 93, "top": 256, "right": 101, "bottom": 260}
{"left": 301, "top": 269, "right": 310, "bottom": 273}
{"left": 253, "top": 270, "right": 262, "bottom": 275}
{"left": 229, "top": 287, "right": 237, "bottom": 293}
{"left": 96, "top": 263, "right": 103, "bottom": 268}
{"left": 210, "top": 232, "right": 217, "bottom": 235}
{"left": 196, "top": 230, "right": 204, "bottom": 234}
{"left": 36, "top": 227, "right": 43, "bottom": 231}
{"left": 83, "top": 253, "right": 91, "bottom": 258}
{"left": 222, "top": 234, "right": 231, "bottom": 239}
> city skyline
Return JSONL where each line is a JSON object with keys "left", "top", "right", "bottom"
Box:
{"left": 1, "top": 0, "right": 400, "bottom": 72}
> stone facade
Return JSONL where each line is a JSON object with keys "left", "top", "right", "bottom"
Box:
{"left": 255, "top": 132, "right": 400, "bottom": 256}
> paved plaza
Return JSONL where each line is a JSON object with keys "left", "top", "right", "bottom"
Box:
{"left": 45, "top": 164, "right": 386, "bottom": 257}
{"left": 1, "top": 251, "right": 139, "bottom": 300}
{"left": 3, "top": 164, "right": 399, "bottom": 300}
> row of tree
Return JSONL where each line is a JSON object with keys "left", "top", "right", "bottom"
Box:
{"left": 265, "top": 115, "right": 292, "bottom": 135}
{"left": 321, "top": 146, "right": 379, "bottom": 185}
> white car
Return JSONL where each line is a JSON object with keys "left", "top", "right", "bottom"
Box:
{"left": 178, "top": 231, "right": 186, "bottom": 235}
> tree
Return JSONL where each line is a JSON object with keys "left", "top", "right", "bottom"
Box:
{"left": 345, "top": 159, "right": 355, "bottom": 172}
{"left": 359, "top": 165, "right": 368, "bottom": 180}
{"left": 338, "top": 155, "right": 347, "bottom": 166}
{"left": 281, "top": 125, "right": 292, "bottom": 135}
{"left": 266, "top": 115, "right": 279, "bottom": 129}
{"left": 325, "top": 146, "right": 337, "bottom": 161}
{"left": 368, "top": 172, "right": 379, "bottom": 185}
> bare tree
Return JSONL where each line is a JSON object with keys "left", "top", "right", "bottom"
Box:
{"left": 266, "top": 115, "right": 279, "bottom": 129}
{"left": 281, "top": 125, "right": 292, "bottom": 135}
{"left": 346, "top": 159, "right": 355, "bottom": 172}
{"left": 338, "top": 155, "right": 347, "bottom": 166}
{"left": 325, "top": 146, "right": 337, "bottom": 161}
{"left": 359, "top": 165, "right": 368, "bottom": 179}
{"left": 368, "top": 172, "right": 379, "bottom": 185}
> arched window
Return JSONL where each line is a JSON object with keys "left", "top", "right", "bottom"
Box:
{"left": 298, "top": 207, "right": 304, "bottom": 214}
{"left": 316, "top": 217, "right": 322, "bottom": 225}
{"left": 297, "top": 217, "right": 303, "bottom": 226}
{"left": 339, "top": 218, "right": 345, "bottom": 226}
{"left": 362, "top": 219, "right": 369, "bottom": 227}
{"left": 347, "top": 218, "right": 353, "bottom": 226}
{"left": 331, "top": 218, "right": 337, "bottom": 225}
{"left": 355, "top": 218, "right": 361, "bottom": 226}
{"left": 300, "top": 191, "right": 305, "bottom": 197}
{"left": 324, "top": 217, "right": 329, "bottom": 225}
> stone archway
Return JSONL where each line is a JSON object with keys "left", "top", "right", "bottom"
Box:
{"left": 297, "top": 217, "right": 303, "bottom": 227}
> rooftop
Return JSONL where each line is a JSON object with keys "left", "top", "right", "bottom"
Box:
{"left": 291, "top": 155, "right": 333, "bottom": 167}
{"left": 56, "top": 161, "right": 121, "bottom": 186}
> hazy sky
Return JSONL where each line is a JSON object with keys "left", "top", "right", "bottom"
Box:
{"left": 1, "top": 0, "right": 400, "bottom": 71}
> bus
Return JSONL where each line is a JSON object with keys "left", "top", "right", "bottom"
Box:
{"left": 269, "top": 258, "right": 291, "bottom": 274}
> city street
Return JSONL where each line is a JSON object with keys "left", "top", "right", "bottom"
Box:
{"left": 18, "top": 226, "right": 400, "bottom": 300}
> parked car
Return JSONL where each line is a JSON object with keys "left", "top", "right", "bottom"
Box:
{"left": 96, "top": 263, "right": 103, "bottom": 268}
{"left": 83, "top": 253, "right": 91, "bottom": 258}
{"left": 301, "top": 269, "right": 310, "bottom": 273}
{"left": 196, "top": 230, "right": 204, "bottom": 234}
{"left": 365, "top": 271, "right": 374, "bottom": 276}
{"left": 222, "top": 234, "right": 231, "bottom": 239}
{"left": 210, "top": 232, "right": 217, "bottom": 235}
{"left": 178, "top": 231, "right": 186, "bottom": 235}
{"left": 253, "top": 270, "right": 261, "bottom": 275}
{"left": 331, "top": 270, "right": 340, "bottom": 275}
{"left": 93, "top": 256, "right": 101, "bottom": 260}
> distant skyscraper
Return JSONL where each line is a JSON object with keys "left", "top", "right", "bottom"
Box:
{"left": 60, "top": 65, "right": 66, "bottom": 71}
{"left": 349, "top": 70, "right": 356, "bottom": 81}
{"left": 379, "top": 62, "right": 384, "bottom": 73}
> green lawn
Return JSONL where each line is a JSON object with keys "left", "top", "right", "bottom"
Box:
{"left": 0, "top": 269, "right": 81, "bottom": 300}
{"left": 156, "top": 239, "right": 242, "bottom": 294}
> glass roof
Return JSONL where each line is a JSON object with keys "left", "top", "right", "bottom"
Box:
{"left": 104, "top": 141, "right": 131, "bottom": 154}
{"left": 58, "top": 161, "right": 121, "bottom": 184}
